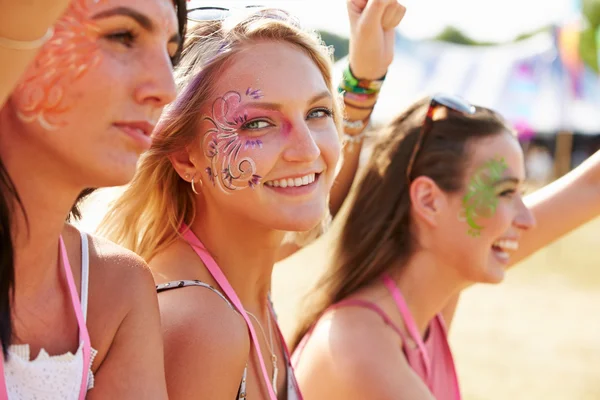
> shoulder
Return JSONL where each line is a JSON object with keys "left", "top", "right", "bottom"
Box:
{"left": 85, "top": 231, "right": 156, "bottom": 300}
{"left": 159, "top": 283, "right": 249, "bottom": 358}
{"left": 296, "top": 304, "right": 433, "bottom": 399}
{"left": 158, "top": 284, "right": 250, "bottom": 398}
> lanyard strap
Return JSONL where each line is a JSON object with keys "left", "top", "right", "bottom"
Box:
{"left": 0, "top": 237, "right": 91, "bottom": 399}
{"left": 180, "top": 225, "right": 278, "bottom": 400}
{"left": 382, "top": 274, "right": 432, "bottom": 378}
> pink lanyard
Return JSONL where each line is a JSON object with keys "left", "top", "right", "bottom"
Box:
{"left": 181, "top": 224, "right": 284, "bottom": 400}
{"left": 382, "top": 274, "right": 432, "bottom": 377}
{"left": 0, "top": 237, "right": 91, "bottom": 400}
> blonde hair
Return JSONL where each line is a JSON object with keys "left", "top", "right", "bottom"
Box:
{"left": 98, "top": 9, "right": 343, "bottom": 261}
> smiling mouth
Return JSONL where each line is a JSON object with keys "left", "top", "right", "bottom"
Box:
{"left": 491, "top": 239, "right": 519, "bottom": 261}
{"left": 264, "top": 173, "right": 319, "bottom": 188}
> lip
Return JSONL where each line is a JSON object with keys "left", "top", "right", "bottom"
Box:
{"left": 113, "top": 121, "right": 155, "bottom": 150}
{"left": 491, "top": 236, "right": 519, "bottom": 265}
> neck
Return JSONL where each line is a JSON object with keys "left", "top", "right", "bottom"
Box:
{"left": 189, "top": 198, "right": 284, "bottom": 315}
{"left": 0, "top": 112, "right": 81, "bottom": 297}
{"left": 391, "top": 250, "right": 466, "bottom": 337}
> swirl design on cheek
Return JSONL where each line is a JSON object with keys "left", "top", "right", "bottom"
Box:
{"left": 202, "top": 89, "right": 263, "bottom": 193}
{"left": 460, "top": 158, "right": 508, "bottom": 237}
{"left": 13, "top": 0, "right": 103, "bottom": 130}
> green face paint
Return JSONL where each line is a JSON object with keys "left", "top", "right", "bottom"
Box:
{"left": 460, "top": 157, "right": 508, "bottom": 237}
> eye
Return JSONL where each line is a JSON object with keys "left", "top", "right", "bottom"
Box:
{"left": 307, "top": 107, "right": 333, "bottom": 119}
{"left": 499, "top": 189, "right": 516, "bottom": 197}
{"left": 242, "top": 119, "right": 273, "bottom": 130}
{"left": 105, "top": 30, "right": 137, "bottom": 47}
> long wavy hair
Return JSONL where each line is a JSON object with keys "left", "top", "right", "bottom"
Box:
{"left": 291, "top": 97, "right": 516, "bottom": 351}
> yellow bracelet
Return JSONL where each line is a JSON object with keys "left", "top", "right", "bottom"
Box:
{"left": 0, "top": 27, "right": 54, "bottom": 50}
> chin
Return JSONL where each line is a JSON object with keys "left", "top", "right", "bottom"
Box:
{"left": 87, "top": 163, "right": 138, "bottom": 188}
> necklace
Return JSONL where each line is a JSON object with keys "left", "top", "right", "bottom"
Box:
{"left": 246, "top": 308, "right": 278, "bottom": 395}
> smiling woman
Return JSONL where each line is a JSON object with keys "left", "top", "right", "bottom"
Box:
{"left": 98, "top": 7, "right": 342, "bottom": 399}
{"left": 0, "top": 0, "right": 186, "bottom": 398}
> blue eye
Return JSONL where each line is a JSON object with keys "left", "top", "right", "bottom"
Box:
{"left": 308, "top": 108, "right": 333, "bottom": 119}
{"left": 242, "top": 120, "right": 273, "bottom": 130}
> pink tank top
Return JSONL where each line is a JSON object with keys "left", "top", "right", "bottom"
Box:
{"left": 293, "top": 274, "right": 461, "bottom": 399}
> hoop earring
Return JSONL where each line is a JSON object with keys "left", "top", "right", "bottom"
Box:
{"left": 191, "top": 176, "right": 199, "bottom": 195}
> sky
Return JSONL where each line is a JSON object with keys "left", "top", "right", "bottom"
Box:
{"left": 195, "top": 0, "right": 581, "bottom": 42}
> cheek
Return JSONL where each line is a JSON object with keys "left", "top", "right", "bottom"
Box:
{"left": 11, "top": 1, "right": 102, "bottom": 131}
{"left": 315, "top": 125, "right": 341, "bottom": 172}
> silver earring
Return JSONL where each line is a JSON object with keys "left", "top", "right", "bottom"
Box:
{"left": 191, "top": 175, "right": 199, "bottom": 195}
{"left": 185, "top": 173, "right": 191, "bottom": 180}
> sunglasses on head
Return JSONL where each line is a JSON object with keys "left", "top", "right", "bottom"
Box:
{"left": 405, "top": 94, "right": 476, "bottom": 182}
{"left": 187, "top": 5, "right": 264, "bottom": 22}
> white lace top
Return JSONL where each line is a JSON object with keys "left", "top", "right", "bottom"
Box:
{"left": 4, "top": 231, "right": 98, "bottom": 400}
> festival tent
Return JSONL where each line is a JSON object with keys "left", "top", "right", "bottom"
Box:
{"left": 334, "top": 30, "right": 600, "bottom": 137}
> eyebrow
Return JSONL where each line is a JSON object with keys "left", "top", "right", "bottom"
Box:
{"left": 493, "top": 177, "right": 521, "bottom": 186}
{"left": 242, "top": 91, "right": 333, "bottom": 111}
{"left": 92, "top": 7, "right": 181, "bottom": 45}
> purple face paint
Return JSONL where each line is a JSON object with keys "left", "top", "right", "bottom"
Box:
{"left": 202, "top": 88, "right": 264, "bottom": 192}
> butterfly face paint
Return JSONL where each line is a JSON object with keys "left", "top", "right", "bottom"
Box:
{"left": 12, "top": 0, "right": 106, "bottom": 130}
{"left": 460, "top": 157, "right": 508, "bottom": 237}
{"left": 202, "top": 88, "right": 265, "bottom": 192}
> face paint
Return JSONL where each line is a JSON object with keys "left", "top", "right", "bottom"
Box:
{"left": 202, "top": 88, "right": 264, "bottom": 193}
{"left": 13, "top": 0, "right": 104, "bottom": 130}
{"left": 460, "top": 157, "right": 508, "bottom": 237}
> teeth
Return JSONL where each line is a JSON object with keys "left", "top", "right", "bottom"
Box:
{"left": 492, "top": 239, "right": 519, "bottom": 251}
{"left": 265, "top": 173, "right": 316, "bottom": 188}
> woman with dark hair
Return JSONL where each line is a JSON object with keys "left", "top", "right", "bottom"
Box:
{"left": 290, "top": 95, "right": 600, "bottom": 399}
{"left": 0, "top": 0, "right": 186, "bottom": 398}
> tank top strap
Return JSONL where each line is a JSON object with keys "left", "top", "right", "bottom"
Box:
{"left": 381, "top": 273, "right": 431, "bottom": 376}
{"left": 79, "top": 231, "right": 90, "bottom": 322}
{"left": 331, "top": 299, "right": 408, "bottom": 341}
{"left": 59, "top": 235, "right": 92, "bottom": 400}
{"left": 292, "top": 298, "right": 409, "bottom": 369}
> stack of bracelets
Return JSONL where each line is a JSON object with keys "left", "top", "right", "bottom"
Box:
{"left": 338, "top": 64, "right": 386, "bottom": 146}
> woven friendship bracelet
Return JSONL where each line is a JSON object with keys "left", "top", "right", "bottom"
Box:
{"left": 339, "top": 64, "right": 386, "bottom": 95}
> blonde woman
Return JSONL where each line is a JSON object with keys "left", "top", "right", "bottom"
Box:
{"left": 100, "top": 1, "right": 405, "bottom": 398}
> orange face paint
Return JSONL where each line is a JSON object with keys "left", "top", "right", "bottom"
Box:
{"left": 13, "top": 0, "right": 105, "bottom": 130}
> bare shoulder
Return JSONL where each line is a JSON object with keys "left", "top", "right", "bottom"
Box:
{"left": 158, "top": 283, "right": 250, "bottom": 399}
{"left": 297, "top": 306, "right": 434, "bottom": 400}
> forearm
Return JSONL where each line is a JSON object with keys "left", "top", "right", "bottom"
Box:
{"left": 0, "top": 0, "right": 71, "bottom": 105}
{"left": 330, "top": 67, "right": 383, "bottom": 217}
{"left": 510, "top": 151, "right": 600, "bottom": 266}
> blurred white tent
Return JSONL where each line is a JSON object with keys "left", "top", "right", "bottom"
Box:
{"left": 334, "top": 30, "right": 600, "bottom": 136}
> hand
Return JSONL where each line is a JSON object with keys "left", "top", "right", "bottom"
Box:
{"left": 347, "top": 0, "right": 406, "bottom": 80}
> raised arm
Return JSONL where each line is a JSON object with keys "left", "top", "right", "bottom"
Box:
{"left": 511, "top": 149, "right": 600, "bottom": 265}
{"left": 0, "top": 0, "right": 71, "bottom": 106}
{"left": 329, "top": 0, "right": 406, "bottom": 217}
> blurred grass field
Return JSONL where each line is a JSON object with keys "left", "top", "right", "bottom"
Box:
{"left": 273, "top": 212, "right": 600, "bottom": 400}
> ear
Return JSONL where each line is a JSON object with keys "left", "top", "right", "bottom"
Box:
{"left": 169, "top": 145, "right": 203, "bottom": 183}
{"left": 409, "top": 176, "right": 445, "bottom": 227}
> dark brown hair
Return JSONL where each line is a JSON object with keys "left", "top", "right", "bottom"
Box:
{"left": 291, "top": 96, "right": 515, "bottom": 350}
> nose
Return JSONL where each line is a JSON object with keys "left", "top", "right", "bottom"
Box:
{"left": 133, "top": 49, "right": 177, "bottom": 108}
{"left": 281, "top": 119, "right": 321, "bottom": 163}
{"left": 514, "top": 197, "right": 536, "bottom": 231}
